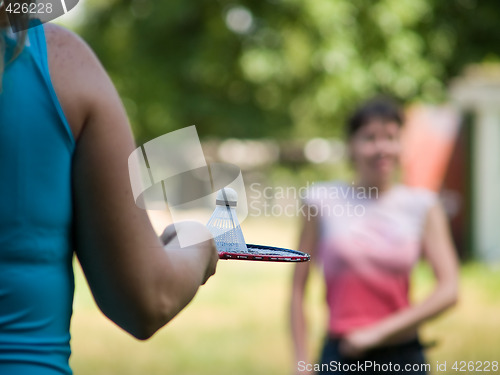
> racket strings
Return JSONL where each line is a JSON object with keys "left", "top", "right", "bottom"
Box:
{"left": 221, "top": 244, "right": 311, "bottom": 261}
{"left": 243, "top": 247, "right": 294, "bottom": 256}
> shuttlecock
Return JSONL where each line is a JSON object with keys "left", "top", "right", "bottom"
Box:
{"left": 206, "top": 188, "right": 247, "bottom": 253}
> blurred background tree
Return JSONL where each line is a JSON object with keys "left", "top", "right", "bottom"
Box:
{"left": 77, "top": 0, "right": 500, "bottom": 144}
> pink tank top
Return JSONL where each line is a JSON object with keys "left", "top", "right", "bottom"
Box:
{"left": 304, "top": 182, "right": 436, "bottom": 335}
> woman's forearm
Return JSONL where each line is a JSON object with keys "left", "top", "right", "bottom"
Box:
{"left": 376, "top": 281, "right": 458, "bottom": 344}
{"left": 145, "top": 240, "right": 217, "bottom": 338}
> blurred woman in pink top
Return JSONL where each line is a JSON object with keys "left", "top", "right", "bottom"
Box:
{"left": 290, "top": 98, "right": 459, "bottom": 375}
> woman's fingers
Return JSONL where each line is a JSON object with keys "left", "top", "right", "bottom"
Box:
{"left": 160, "top": 224, "right": 177, "bottom": 246}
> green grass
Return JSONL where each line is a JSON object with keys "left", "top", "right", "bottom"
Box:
{"left": 69, "top": 217, "right": 500, "bottom": 374}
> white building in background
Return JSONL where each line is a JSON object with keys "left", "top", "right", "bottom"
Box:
{"left": 450, "top": 64, "right": 500, "bottom": 263}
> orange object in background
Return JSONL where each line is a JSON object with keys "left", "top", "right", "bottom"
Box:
{"left": 401, "top": 105, "right": 461, "bottom": 192}
{"left": 401, "top": 104, "right": 471, "bottom": 259}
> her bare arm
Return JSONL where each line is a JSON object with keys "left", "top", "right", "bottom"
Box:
{"left": 291, "top": 213, "right": 318, "bottom": 372}
{"left": 47, "top": 25, "right": 218, "bottom": 340}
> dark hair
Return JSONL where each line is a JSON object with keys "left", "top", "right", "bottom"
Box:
{"left": 346, "top": 97, "right": 404, "bottom": 139}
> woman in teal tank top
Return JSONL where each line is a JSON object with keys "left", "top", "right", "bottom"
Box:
{"left": 0, "top": 10, "right": 218, "bottom": 375}
{"left": 0, "top": 17, "right": 74, "bottom": 375}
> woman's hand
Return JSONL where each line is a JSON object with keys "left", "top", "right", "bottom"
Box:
{"left": 339, "top": 325, "right": 385, "bottom": 358}
{"left": 160, "top": 222, "right": 218, "bottom": 285}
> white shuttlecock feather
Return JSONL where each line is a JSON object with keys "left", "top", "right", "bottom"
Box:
{"left": 206, "top": 188, "right": 247, "bottom": 253}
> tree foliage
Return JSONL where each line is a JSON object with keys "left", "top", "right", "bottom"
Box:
{"left": 77, "top": 0, "right": 500, "bottom": 143}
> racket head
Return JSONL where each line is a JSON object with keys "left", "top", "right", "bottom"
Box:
{"left": 218, "top": 244, "right": 310, "bottom": 262}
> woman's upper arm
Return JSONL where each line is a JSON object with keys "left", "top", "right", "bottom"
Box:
{"left": 292, "top": 211, "right": 319, "bottom": 289}
{"left": 421, "top": 201, "right": 460, "bottom": 301}
{"left": 299, "top": 211, "right": 319, "bottom": 260}
{"left": 46, "top": 25, "right": 166, "bottom": 317}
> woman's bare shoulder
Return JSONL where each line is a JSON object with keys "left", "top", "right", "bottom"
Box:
{"left": 43, "top": 23, "right": 108, "bottom": 140}
{"left": 44, "top": 23, "right": 96, "bottom": 63}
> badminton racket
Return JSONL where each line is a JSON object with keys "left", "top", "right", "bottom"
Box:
{"left": 206, "top": 188, "right": 310, "bottom": 262}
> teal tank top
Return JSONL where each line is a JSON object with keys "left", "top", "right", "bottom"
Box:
{"left": 0, "top": 23, "right": 75, "bottom": 374}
